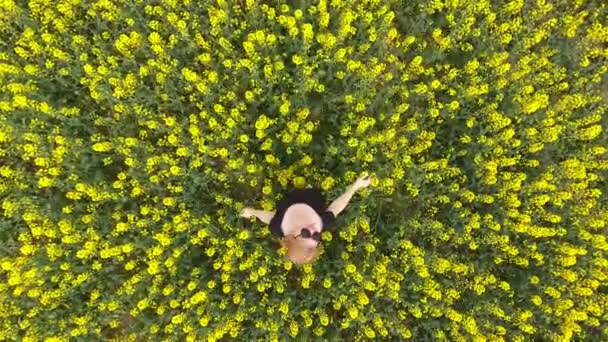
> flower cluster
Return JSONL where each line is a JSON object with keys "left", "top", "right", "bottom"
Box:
{"left": 1, "top": 0, "right": 607, "bottom": 340}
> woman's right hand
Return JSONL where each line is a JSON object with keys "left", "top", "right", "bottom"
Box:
{"left": 240, "top": 207, "right": 253, "bottom": 218}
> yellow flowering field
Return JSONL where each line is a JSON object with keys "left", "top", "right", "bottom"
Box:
{"left": 1, "top": 0, "right": 608, "bottom": 340}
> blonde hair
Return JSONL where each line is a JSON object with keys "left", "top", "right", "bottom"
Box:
{"left": 280, "top": 235, "right": 320, "bottom": 264}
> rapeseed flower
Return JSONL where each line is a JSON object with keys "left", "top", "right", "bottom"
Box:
{"left": 0, "top": 0, "right": 607, "bottom": 340}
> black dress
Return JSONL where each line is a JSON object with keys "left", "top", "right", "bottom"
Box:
{"left": 269, "top": 188, "right": 336, "bottom": 237}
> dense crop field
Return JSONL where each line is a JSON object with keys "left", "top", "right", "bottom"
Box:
{"left": 1, "top": 0, "right": 607, "bottom": 340}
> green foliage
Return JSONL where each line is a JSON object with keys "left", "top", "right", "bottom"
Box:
{"left": 0, "top": 0, "right": 607, "bottom": 340}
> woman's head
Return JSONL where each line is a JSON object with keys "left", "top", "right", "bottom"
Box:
{"left": 281, "top": 235, "right": 320, "bottom": 264}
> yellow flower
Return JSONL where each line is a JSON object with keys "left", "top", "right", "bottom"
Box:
{"left": 292, "top": 54, "right": 304, "bottom": 65}
{"left": 577, "top": 125, "right": 602, "bottom": 140}
{"left": 38, "top": 176, "right": 53, "bottom": 188}
{"left": 170, "top": 165, "right": 181, "bottom": 175}
{"left": 348, "top": 306, "right": 358, "bottom": 319}
{"left": 321, "top": 176, "right": 335, "bottom": 191}
{"left": 530, "top": 275, "right": 540, "bottom": 284}
{"left": 289, "top": 320, "right": 299, "bottom": 337}
{"left": 92, "top": 142, "right": 112, "bottom": 152}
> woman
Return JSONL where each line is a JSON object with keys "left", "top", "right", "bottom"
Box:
{"left": 240, "top": 175, "right": 373, "bottom": 264}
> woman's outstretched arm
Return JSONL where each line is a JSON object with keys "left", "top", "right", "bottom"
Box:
{"left": 240, "top": 207, "right": 275, "bottom": 224}
{"left": 327, "top": 175, "right": 372, "bottom": 217}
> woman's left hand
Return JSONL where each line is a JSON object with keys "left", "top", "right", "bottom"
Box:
{"left": 353, "top": 175, "right": 373, "bottom": 191}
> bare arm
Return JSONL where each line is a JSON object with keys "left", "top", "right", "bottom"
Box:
{"left": 240, "top": 207, "right": 275, "bottom": 224}
{"left": 327, "top": 175, "right": 372, "bottom": 217}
